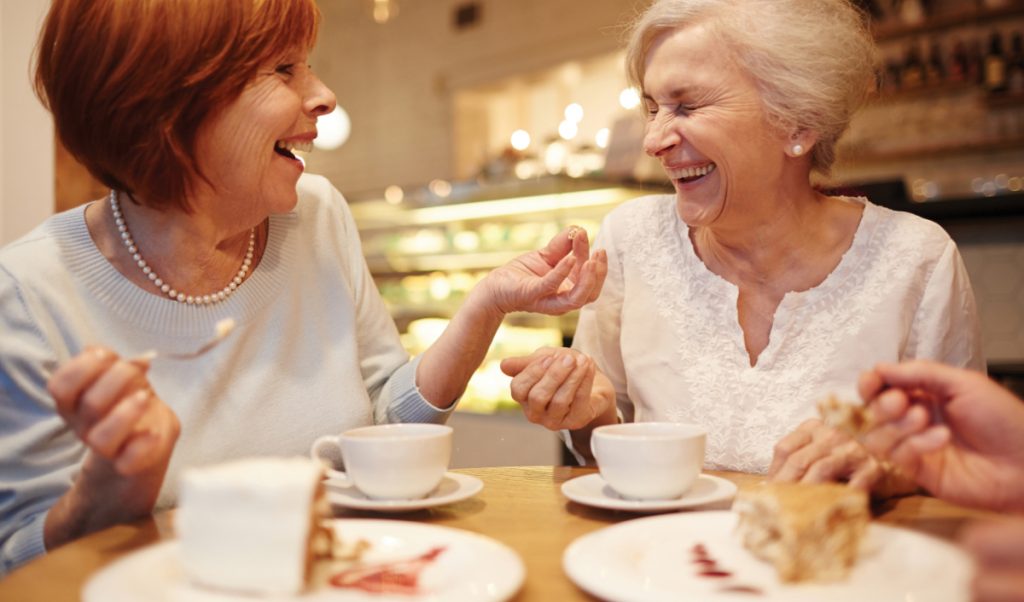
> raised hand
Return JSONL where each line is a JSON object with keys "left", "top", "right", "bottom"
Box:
{"left": 479, "top": 226, "right": 607, "bottom": 316}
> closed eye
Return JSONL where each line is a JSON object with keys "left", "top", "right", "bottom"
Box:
{"left": 275, "top": 63, "right": 296, "bottom": 77}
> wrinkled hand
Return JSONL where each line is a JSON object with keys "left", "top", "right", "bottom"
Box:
{"left": 47, "top": 346, "right": 179, "bottom": 496}
{"left": 768, "top": 419, "right": 883, "bottom": 490}
{"left": 480, "top": 226, "right": 607, "bottom": 316}
{"left": 500, "top": 346, "right": 612, "bottom": 430}
{"left": 961, "top": 519, "right": 1024, "bottom": 602}
{"left": 858, "top": 360, "right": 1024, "bottom": 512}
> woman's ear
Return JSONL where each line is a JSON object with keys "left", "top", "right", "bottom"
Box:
{"left": 784, "top": 130, "right": 818, "bottom": 158}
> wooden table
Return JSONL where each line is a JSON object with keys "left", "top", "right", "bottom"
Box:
{"left": 0, "top": 466, "right": 995, "bottom": 601}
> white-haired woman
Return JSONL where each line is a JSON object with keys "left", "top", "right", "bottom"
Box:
{"left": 500, "top": 0, "right": 984, "bottom": 492}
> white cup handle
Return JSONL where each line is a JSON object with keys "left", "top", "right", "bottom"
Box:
{"left": 310, "top": 435, "right": 350, "bottom": 484}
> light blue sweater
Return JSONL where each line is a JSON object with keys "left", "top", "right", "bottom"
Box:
{"left": 0, "top": 173, "right": 451, "bottom": 576}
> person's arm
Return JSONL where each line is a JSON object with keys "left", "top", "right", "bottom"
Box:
{"left": 0, "top": 286, "right": 64, "bottom": 575}
{"left": 324, "top": 182, "right": 605, "bottom": 421}
{"left": 0, "top": 271, "right": 176, "bottom": 575}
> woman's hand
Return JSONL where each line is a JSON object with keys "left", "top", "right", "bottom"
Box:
{"left": 961, "top": 519, "right": 1024, "bottom": 602}
{"left": 478, "top": 226, "right": 607, "bottom": 316}
{"left": 857, "top": 360, "right": 1024, "bottom": 512}
{"left": 768, "top": 419, "right": 885, "bottom": 490}
{"left": 43, "top": 346, "right": 180, "bottom": 547}
{"left": 500, "top": 346, "right": 615, "bottom": 431}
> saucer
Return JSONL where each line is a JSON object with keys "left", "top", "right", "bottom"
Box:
{"left": 325, "top": 472, "right": 483, "bottom": 512}
{"left": 561, "top": 473, "right": 737, "bottom": 512}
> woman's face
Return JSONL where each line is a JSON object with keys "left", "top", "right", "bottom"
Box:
{"left": 193, "top": 48, "right": 336, "bottom": 225}
{"left": 642, "top": 24, "right": 789, "bottom": 229}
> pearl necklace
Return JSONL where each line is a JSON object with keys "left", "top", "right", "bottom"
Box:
{"left": 109, "top": 190, "right": 255, "bottom": 306}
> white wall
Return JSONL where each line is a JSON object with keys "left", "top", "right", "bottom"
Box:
{"left": 308, "top": 0, "right": 646, "bottom": 197}
{"left": 0, "top": 1, "right": 54, "bottom": 246}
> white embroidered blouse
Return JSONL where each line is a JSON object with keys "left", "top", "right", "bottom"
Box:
{"left": 572, "top": 195, "right": 985, "bottom": 474}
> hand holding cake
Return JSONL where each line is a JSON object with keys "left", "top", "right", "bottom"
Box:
{"left": 858, "top": 360, "right": 1024, "bottom": 513}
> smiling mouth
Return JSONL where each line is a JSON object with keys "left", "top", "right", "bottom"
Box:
{"left": 274, "top": 140, "right": 313, "bottom": 160}
{"left": 667, "top": 163, "right": 716, "bottom": 184}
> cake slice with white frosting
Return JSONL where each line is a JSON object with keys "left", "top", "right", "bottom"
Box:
{"left": 175, "top": 457, "right": 333, "bottom": 595}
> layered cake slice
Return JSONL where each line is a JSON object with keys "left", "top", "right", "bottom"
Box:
{"left": 174, "top": 457, "right": 333, "bottom": 595}
{"left": 734, "top": 482, "right": 869, "bottom": 583}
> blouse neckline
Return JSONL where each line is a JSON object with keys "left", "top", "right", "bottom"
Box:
{"left": 670, "top": 196, "right": 879, "bottom": 368}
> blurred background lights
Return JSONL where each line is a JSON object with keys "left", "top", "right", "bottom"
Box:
{"left": 429, "top": 179, "right": 452, "bottom": 198}
{"left": 313, "top": 106, "right": 351, "bottom": 150}
{"left": 544, "top": 141, "right": 568, "bottom": 174}
{"left": 384, "top": 185, "right": 404, "bottom": 205}
{"left": 619, "top": 87, "right": 641, "bottom": 110}
{"left": 372, "top": 0, "right": 399, "bottom": 24}
{"left": 558, "top": 119, "right": 578, "bottom": 141}
{"left": 595, "top": 127, "right": 610, "bottom": 149}
{"left": 564, "top": 103, "right": 584, "bottom": 123}
{"left": 452, "top": 230, "right": 481, "bottom": 252}
{"left": 510, "top": 129, "right": 531, "bottom": 151}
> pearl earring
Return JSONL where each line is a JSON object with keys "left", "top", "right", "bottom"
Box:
{"left": 791, "top": 144, "right": 804, "bottom": 156}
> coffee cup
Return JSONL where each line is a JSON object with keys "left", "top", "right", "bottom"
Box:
{"left": 591, "top": 422, "right": 706, "bottom": 500}
{"left": 311, "top": 423, "right": 452, "bottom": 500}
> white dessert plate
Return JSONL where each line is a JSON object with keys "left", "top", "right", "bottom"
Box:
{"left": 83, "top": 518, "right": 524, "bottom": 602}
{"left": 561, "top": 473, "right": 737, "bottom": 512}
{"left": 563, "top": 510, "right": 972, "bottom": 602}
{"left": 324, "top": 472, "right": 483, "bottom": 513}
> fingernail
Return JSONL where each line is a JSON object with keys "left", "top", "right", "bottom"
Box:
{"left": 561, "top": 354, "right": 575, "bottom": 367}
{"left": 90, "top": 347, "right": 111, "bottom": 360}
{"left": 919, "top": 425, "right": 949, "bottom": 448}
{"left": 542, "top": 356, "right": 554, "bottom": 368}
{"left": 130, "top": 389, "right": 150, "bottom": 406}
{"left": 567, "top": 225, "right": 581, "bottom": 240}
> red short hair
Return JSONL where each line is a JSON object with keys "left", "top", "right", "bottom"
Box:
{"left": 33, "top": 0, "right": 320, "bottom": 211}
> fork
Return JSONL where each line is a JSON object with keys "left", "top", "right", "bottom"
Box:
{"left": 136, "top": 318, "right": 237, "bottom": 362}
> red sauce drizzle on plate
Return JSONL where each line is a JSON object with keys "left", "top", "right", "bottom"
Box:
{"left": 330, "top": 546, "right": 447, "bottom": 595}
{"left": 690, "top": 542, "right": 763, "bottom": 595}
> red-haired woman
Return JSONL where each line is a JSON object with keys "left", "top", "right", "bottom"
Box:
{"left": 0, "top": 0, "right": 606, "bottom": 574}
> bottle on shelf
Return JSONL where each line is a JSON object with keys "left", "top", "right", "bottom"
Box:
{"left": 901, "top": 41, "right": 926, "bottom": 90}
{"left": 967, "top": 37, "right": 985, "bottom": 86}
{"left": 984, "top": 31, "right": 1009, "bottom": 93}
{"left": 924, "top": 39, "right": 947, "bottom": 86}
{"left": 1007, "top": 31, "right": 1024, "bottom": 95}
{"left": 948, "top": 37, "right": 970, "bottom": 84}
